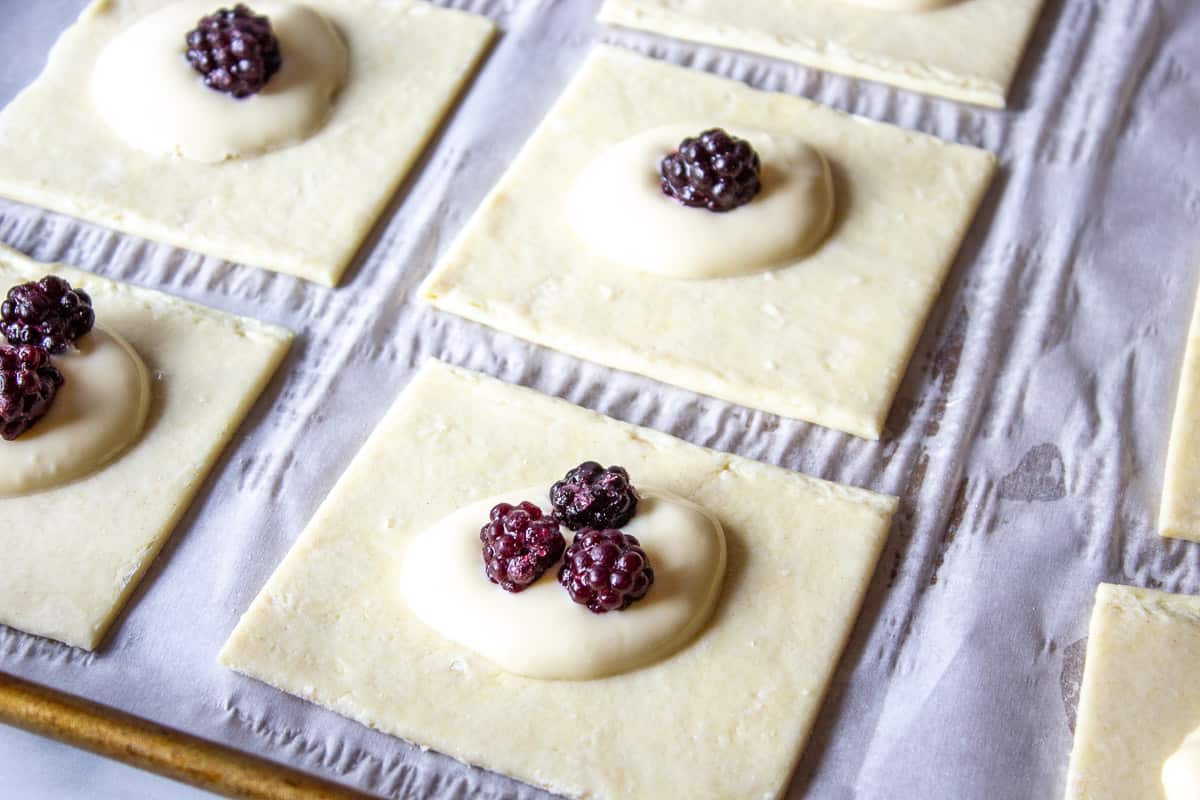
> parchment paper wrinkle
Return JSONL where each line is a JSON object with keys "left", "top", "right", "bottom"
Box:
{"left": 2, "top": 0, "right": 1199, "bottom": 797}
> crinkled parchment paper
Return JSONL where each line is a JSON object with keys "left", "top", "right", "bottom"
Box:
{"left": 2, "top": 0, "right": 1200, "bottom": 798}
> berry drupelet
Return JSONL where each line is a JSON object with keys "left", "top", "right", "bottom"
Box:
{"left": 1, "top": 275, "right": 95, "bottom": 355}
{"left": 660, "top": 128, "right": 762, "bottom": 213}
{"left": 480, "top": 501, "right": 566, "bottom": 593}
{"left": 550, "top": 461, "right": 638, "bottom": 531}
{"left": 559, "top": 528, "right": 655, "bottom": 613}
{"left": 185, "top": 4, "right": 282, "bottom": 99}
{"left": 0, "top": 344, "right": 64, "bottom": 441}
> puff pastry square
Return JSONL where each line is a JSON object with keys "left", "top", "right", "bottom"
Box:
{"left": 1064, "top": 583, "right": 1200, "bottom": 799}
{"left": 421, "top": 46, "right": 995, "bottom": 439}
{"left": 0, "top": 245, "right": 292, "bottom": 650}
{"left": 598, "top": 0, "right": 1046, "bottom": 108}
{"left": 0, "top": 0, "right": 495, "bottom": 286}
{"left": 220, "top": 359, "right": 897, "bottom": 800}
{"left": 1160, "top": 281, "right": 1200, "bottom": 541}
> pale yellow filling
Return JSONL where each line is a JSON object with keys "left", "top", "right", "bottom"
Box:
{"left": 0, "top": 327, "right": 150, "bottom": 498}
{"left": 568, "top": 125, "right": 834, "bottom": 280}
{"left": 1165, "top": 726, "right": 1200, "bottom": 800}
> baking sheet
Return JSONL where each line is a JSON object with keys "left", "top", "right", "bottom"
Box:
{"left": 1, "top": 0, "right": 1197, "bottom": 798}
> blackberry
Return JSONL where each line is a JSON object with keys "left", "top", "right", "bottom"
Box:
{"left": 480, "top": 501, "right": 566, "bottom": 593}
{"left": 660, "top": 128, "right": 762, "bottom": 213}
{"left": 1, "top": 276, "right": 95, "bottom": 355}
{"left": 185, "top": 5, "right": 282, "bottom": 99}
{"left": 550, "top": 461, "right": 638, "bottom": 531}
{"left": 0, "top": 344, "right": 64, "bottom": 441}
{"left": 558, "top": 528, "right": 654, "bottom": 613}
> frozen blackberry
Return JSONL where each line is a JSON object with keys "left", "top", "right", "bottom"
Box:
{"left": 1, "top": 276, "right": 95, "bottom": 355}
{"left": 0, "top": 344, "right": 64, "bottom": 441}
{"left": 660, "top": 128, "right": 762, "bottom": 213}
{"left": 480, "top": 501, "right": 566, "bottom": 593}
{"left": 558, "top": 528, "right": 654, "bottom": 613}
{"left": 185, "top": 5, "right": 282, "bottom": 99}
{"left": 550, "top": 461, "right": 638, "bottom": 531}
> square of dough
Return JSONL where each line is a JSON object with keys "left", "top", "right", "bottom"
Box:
{"left": 0, "top": 0, "right": 495, "bottom": 287}
{"left": 220, "top": 359, "right": 898, "bottom": 800}
{"left": 597, "top": 0, "right": 1046, "bottom": 108}
{"left": 1160, "top": 282, "right": 1200, "bottom": 541}
{"left": 420, "top": 46, "right": 995, "bottom": 439}
{"left": 0, "top": 244, "right": 292, "bottom": 650}
{"left": 1064, "top": 583, "right": 1200, "bottom": 799}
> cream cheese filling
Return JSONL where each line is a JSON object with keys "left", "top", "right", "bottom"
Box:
{"left": 567, "top": 124, "right": 834, "bottom": 279}
{"left": 91, "top": 1, "right": 348, "bottom": 163}
{"left": 1164, "top": 725, "right": 1200, "bottom": 800}
{"left": 0, "top": 327, "right": 151, "bottom": 498}
{"left": 399, "top": 487, "right": 726, "bottom": 680}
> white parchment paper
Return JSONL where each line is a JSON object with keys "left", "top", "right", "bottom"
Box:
{"left": 2, "top": 1, "right": 1199, "bottom": 798}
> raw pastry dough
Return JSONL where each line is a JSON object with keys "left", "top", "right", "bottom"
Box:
{"left": 422, "top": 46, "right": 995, "bottom": 439}
{"left": 1064, "top": 584, "right": 1200, "bottom": 799}
{"left": 597, "top": 0, "right": 1046, "bottom": 108}
{"left": 220, "top": 360, "right": 898, "bottom": 800}
{"left": 567, "top": 125, "right": 835, "bottom": 279}
{"left": 1160, "top": 281, "right": 1200, "bottom": 541}
{"left": 0, "top": 244, "right": 292, "bottom": 650}
{"left": 0, "top": 0, "right": 495, "bottom": 286}
{"left": 844, "top": 0, "right": 958, "bottom": 10}
{"left": 92, "top": 1, "right": 348, "bottom": 162}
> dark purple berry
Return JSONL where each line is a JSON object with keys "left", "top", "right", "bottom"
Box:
{"left": 0, "top": 343, "right": 64, "bottom": 441}
{"left": 480, "top": 501, "right": 566, "bottom": 593}
{"left": 549, "top": 461, "right": 638, "bottom": 531}
{"left": 660, "top": 128, "right": 762, "bottom": 213}
{"left": 558, "top": 528, "right": 654, "bottom": 613}
{"left": 1, "top": 275, "right": 95, "bottom": 355}
{"left": 185, "top": 5, "right": 282, "bottom": 99}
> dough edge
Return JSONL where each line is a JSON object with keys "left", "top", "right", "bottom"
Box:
{"left": 1160, "top": 276, "right": 1200, "bottom": 541}
{"left": 1064, "top": 583, "right": 1200, "bottom": 800}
